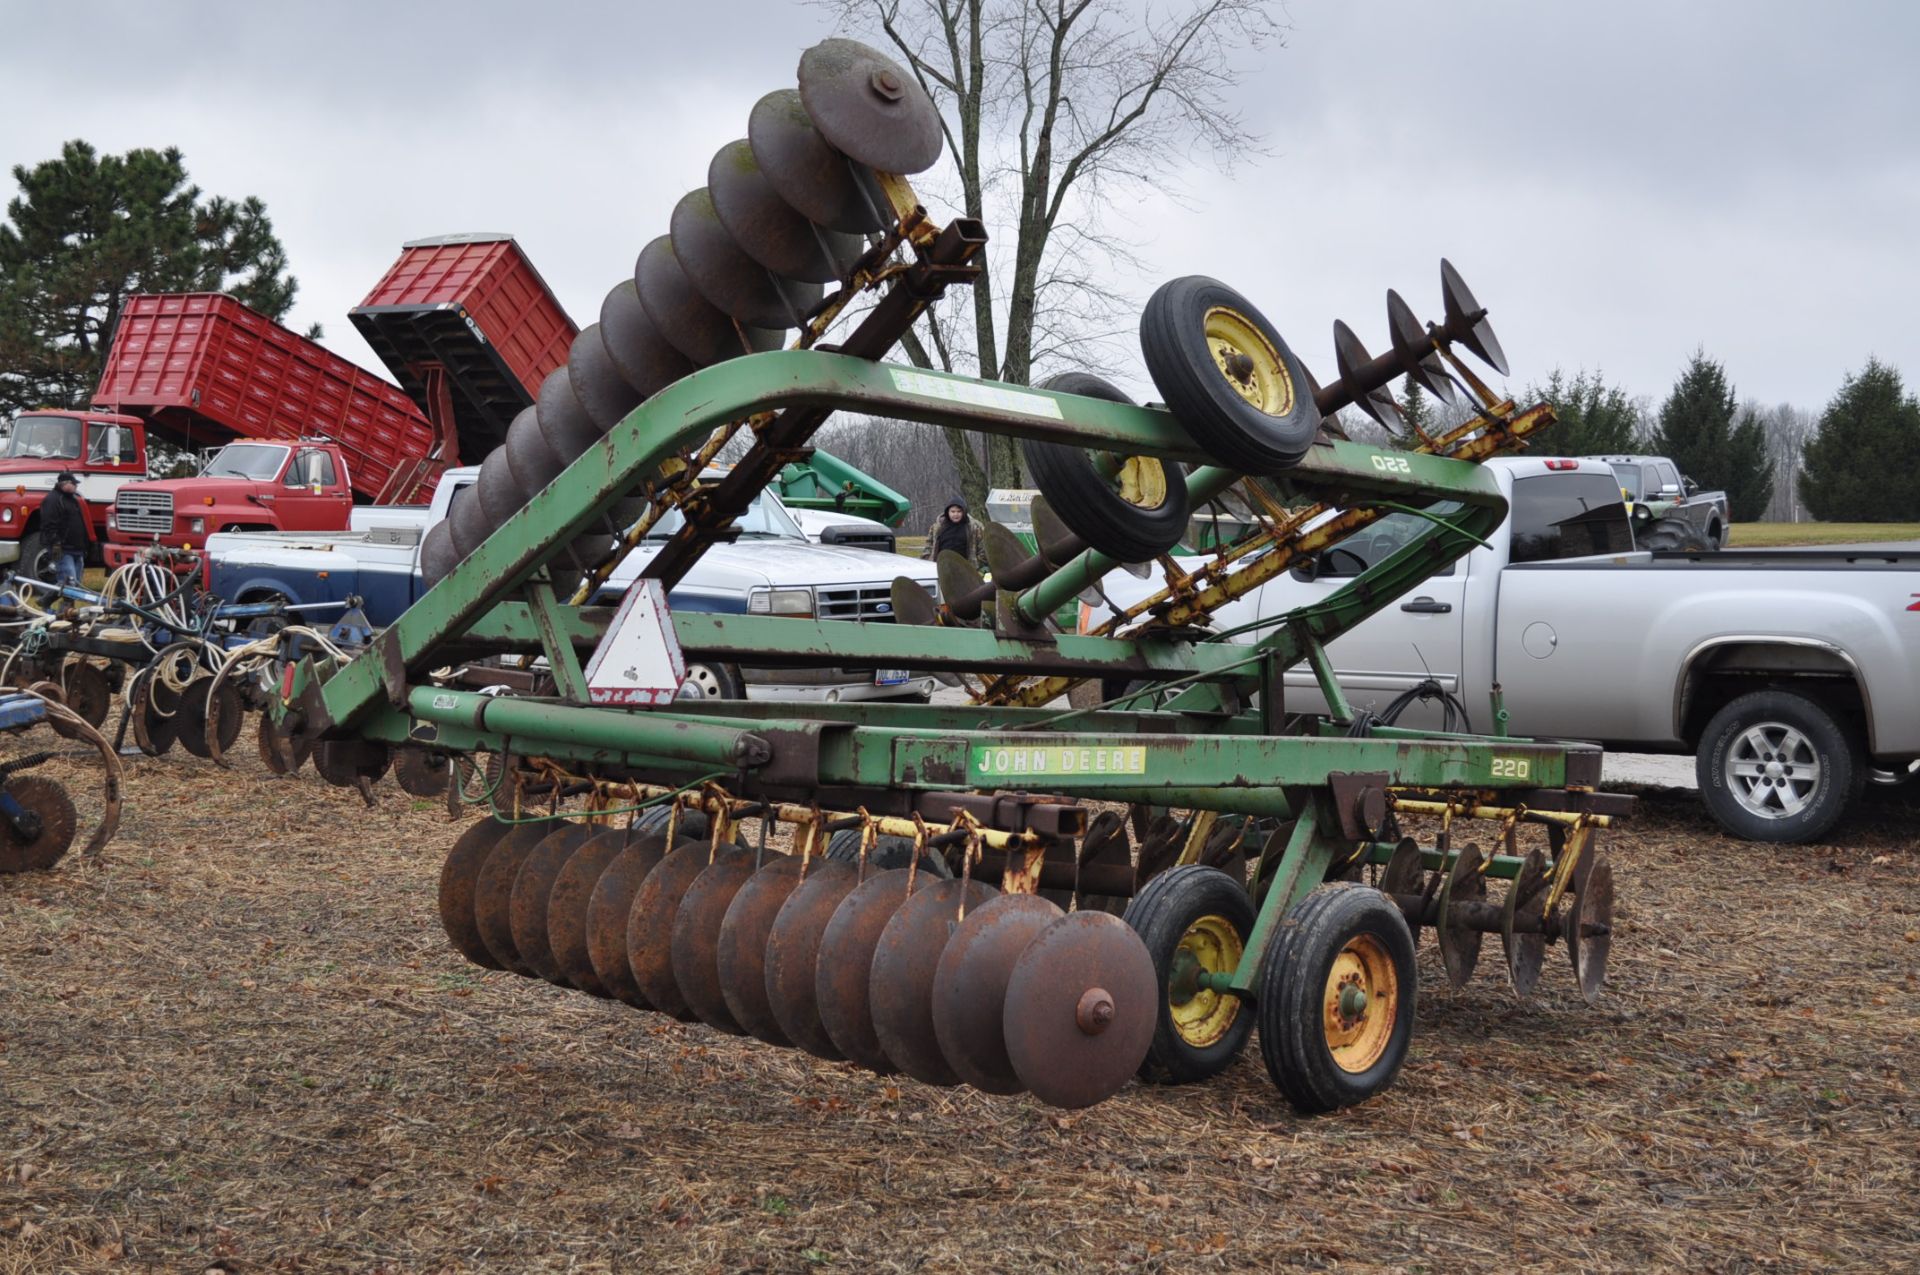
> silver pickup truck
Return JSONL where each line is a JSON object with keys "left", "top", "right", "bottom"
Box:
{"left": 1094, "top": 456, "right": 1920, "bottom": 843}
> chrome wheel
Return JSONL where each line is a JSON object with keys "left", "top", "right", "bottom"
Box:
{"left": 684, "top": 662, "right": 733, "bottom": 700}
{"left": 1726, "top": 722, "right": 1820, "bottom": 819}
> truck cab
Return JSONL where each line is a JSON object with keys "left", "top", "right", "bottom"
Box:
{"left": 104, "top": 439, "right": 355, "bottom": 570}
{"left": 0, "top": 410, "right": 148, "bottom": 577}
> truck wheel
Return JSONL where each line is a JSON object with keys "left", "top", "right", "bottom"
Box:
{"left": 1256, "top": 883, "right": 1417, "bottom": 1113}
{"left": 1140, "top": 276, "right": 1321, "bottom": 474}
{"left": 1697, "top": 690, "right": 1861, "bottom": 843}
{"left": 16, "top": 531, "right": 55, "bottom": 583}
{"left": 683, "top": 661, "right": 743, "bottom": 700}
{"left": 1640, "top": 516, "right": 1711, "bottom": 553}
{"left": 1023, "top": 372, "right": 1190, "bottom": 563}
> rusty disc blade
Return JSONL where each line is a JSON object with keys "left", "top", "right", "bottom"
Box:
{"left": 668, "top": 845, "right": 759, "bottom": 1034}
{"left": 175, "top": 674, "right": 215, "bottom": 758}
{"left": 131, "top": 670, "right": 177, "bottom": 757}
{"left": 1501, "top": 847, "right": 1549, "bottom": 999}
{"left": 473, "top": 824, "right": 555, "bottom": 977}
{"left": 797, "top": 38, "right": 943, "bottom": 174}
{"left": 257, "top": 714, "right": 292, "bottom": 775}
{"left": 1440, "top": 258, "right": 1509, "bottom": 376}
{"left": 546, "top": 827, "right": 628, "bottom": 996}
{"left": 509, "top": 825, "right": 594, "bottom": 987}
{"left": 870, "top": 877, "right": 999, "bottom": 1085}
{"left": 536, "top": 367, "right": 602, "bottom": 465}
{"left": 716, "top": 854, "right": 809, "bottom": 1045}
{"left": 419, "top": 519, "right": 460, "bottom": 588}
{"left": 0, "top": 774, "right": 77, "bottom": 874}
{"left": 634, "top": 235, "right": 782, "bottom": 368}
{"left": 748, "top": 88, "right": 888, "bottom": 233}
{"left": 585, "top": 833, "right": 670, "bottom": 1008}
{"left": 475, "top": 452, "right": 529, "bottom": 529}
{"left": 446, "top": 482, "right": 491, "bottom": 560}
{"left": 1437, "top": 842, "right": 1487, "bottom": 989}
{"left": 202, "top": 677, "right": 244, "bottom": 757}
{"left": 393, "top": 747, "right": 450, "bottom": 798}
{"left": 1002, "top": 910, "right": 1158, "bottom": 1109}
{"left": 672, "top": 187, "right": 822, "bottom": 330}
{"left": 1386, "top": 288, "right": 1458, "bottom": 407}
{"left": 61, "top": 661, "right": 110, "bottom": 728}
{"left": 599, "top": 279, "right": 697, "bottom": 403}
{"left": 763, "top": 858, "right": 860, "bottom": 1059}
{"left": 1571, "top": 855, "right": 1614, "bottom": 1005}
{"left": 710, "top": 139, "right": 861, "bottom": 284}
{"left": 815, "top": 868, "right": 917, "bottom": 1073}
{"left": 931, "top": 893, "right": 1062, "bottom": 1094}
{"left": 627, "top": 840, "right": 720, "bottom": 1020}
{"left": 438, "top": 818, "right": 512, "bottom": 969}
{"left": 504, "top": 404, "right": 566, "bottom": 499}
{"left": 566, "top": 322, "right": 643, "bottom": 432}
{"left": 888, "top": 576, "right": 940, "bottom": 627}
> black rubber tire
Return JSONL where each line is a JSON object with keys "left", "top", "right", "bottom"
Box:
{"left": 16, "top": 531, "right": 54, "bottom": 583}
{"left": 1641, "top": 516, "right": 1712, "bottom": 553}
{"left": 1256, "top": 883, "right": 1417, "bottom": 1114}
{"left": 1022, "top": 373, "right": 1189, "bottom": 562}
{"left": 1140, "top": 276, "right": 1321, "bottom": 474}
{"left": 823, "top": 827, "right": 952, "bottom": 878}
{"left": 1696, "top": 689, "right": 1861, "bottom": 843}
{"left": 682, "top": 661, "right": 744, "bottom": 701}
{"left": 1122, "top": 864, "right": 1256, "bottom": 1084}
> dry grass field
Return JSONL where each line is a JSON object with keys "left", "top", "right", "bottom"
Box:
{"left": 1, "top": 741, "right": 1917, "bottom": 1273}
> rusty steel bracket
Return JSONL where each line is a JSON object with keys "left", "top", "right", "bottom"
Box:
{"left": 1327, "top": 771, "right": 1392, "bottom": 841}
{"left": 914, "top": 791, "right": 1087, "bottom": 840}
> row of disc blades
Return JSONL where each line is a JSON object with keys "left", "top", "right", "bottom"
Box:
{"left": 438, "top": 816, "right": 1160, "bottom": 1109}
{"left": 423, "top": 38, "right": 946, "bottom": 588}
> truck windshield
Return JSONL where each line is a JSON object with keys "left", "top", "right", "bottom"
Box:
{"left": 1607, "top": 463, "right": 1642, "bottom": 500}
{"left": 645, "top": 490, "right": 806, "bottom": 541}
{"left": 1510, "top": 473, "right": 1635, "bottom": 563}
{"left": 204, "top": 444, "right": 290, "bottom": 479}
{"left": 1, "top": 416, "right": 82, "bottom": 460}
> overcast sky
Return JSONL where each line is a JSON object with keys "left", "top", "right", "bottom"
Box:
{"left": 4, "top": 1, "right": 1914, "bottom": 414}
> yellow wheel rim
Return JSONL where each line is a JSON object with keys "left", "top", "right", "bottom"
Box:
{"left": 1115, "top": 456, "right": 1169, "bottom": 511}
{"left": 1204, "top": 306, "right": 1294, "bottom": 417}
{"left": 1322, "top": 933, "right": 1398, "bottom": 1074}
{"left": 1168, "top": 914, "right": 1243, "bottom": 1048}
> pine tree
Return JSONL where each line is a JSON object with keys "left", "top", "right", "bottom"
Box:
{"left": 1799, "top": 359, "right": 1920, "bottom": 522}
{"left": 1523, "top": 368, "right": 1641, "bottom": 455}
{"left": 1401, "top": 380, "right": 1432, "bottom": 439}
{"left": 1649, "top": 350, "right": 1775, "bottom": 521}
{"left": 0, "top": 140, "right": 303, "bottom": 417}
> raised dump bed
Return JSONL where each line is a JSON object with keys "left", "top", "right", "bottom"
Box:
{"left": 350, "top": 234, "right": 577, "bottom": 465}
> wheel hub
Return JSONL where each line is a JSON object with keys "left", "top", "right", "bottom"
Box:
{"left": 1321, "top": 934, "right": 1397, "bottom": 1074}
{"left": 1168, "top": 913, "right": 1243, "bottom": 1049}
{"left": 1726, "top": 722, "right": 1820, "bottom": 819}
{"left": 1203, "top": 306, "right": 1294, "bottom": 417}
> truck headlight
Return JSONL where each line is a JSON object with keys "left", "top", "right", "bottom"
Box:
{"left": 1, "top": 508, "right": 11, "bottom": 523}
{"left": 106, "top": 512, "right": 116, "bottom": 529}
{"left": 189, "top": 517, "right": 206, "bottom": 534}
{"left": 748, "top": 587, "right": 813, "bottom": 617}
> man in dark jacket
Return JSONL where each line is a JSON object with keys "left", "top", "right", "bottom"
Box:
{"left": 920, "top": 499, "right": 983, "bottom": 568}
{"left": 41, "top": 472, "right": 91, "bottom": 586}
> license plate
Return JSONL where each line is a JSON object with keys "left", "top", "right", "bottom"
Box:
{"left": 874, "top": 669, "right": 909, "bottom": 686}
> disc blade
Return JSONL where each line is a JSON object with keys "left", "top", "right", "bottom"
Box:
{"left": 600, "top": 279, "right": 697, "bottom": 402}
{"left": 61, "top": 661, "right": 109, "bottom": 728}
{"left": 931, "top": 893, "right": 1062, "bottom": 1094}
{"left": 472, "top": 825, "right": 554, "bottom": 977}
{"left": 668, "top": 845, "right": 758, "bottom": 1034}
{"left": 419, "top": 519, "right": 459, "bottom": 588}
{"left": 1500, "top": 847, "right": 1548, "bottom": 999}
{"left": 749, "top": 89, "right": 889, "bottom": 233}
{"left": 547, "top": 828, "right": 628, "bottom": 996}
{"left": 626, "top": 840, "right": 719, "bottom": 1020}
{"left": 1002, "top": 911, "right": 1158, "bottom": 1109}
{"left": 504, "top": 403, "right": 566, "bottom": 499}
{"left": 1378, "top": 837, "right": 1427, "bottom": 939}
{"left": 797, "top": 38, "right": 944, "bottom": 174}
{"left": 1571, "top": 854, "right": 1614, "bottom": 1005}
{"left": 635, "top": 235, "right": 783, "bottom": 368}
{"left": 257, "top": 714, "right": 293, "bottom": 776}
{"left": 438, "top": 818, "right": 513, "bottom": 969}
{"left": 537, "top": 367, "right": 602, "bottom": 465}
{"left": 509, "top": 825, "right": 593, "bottom": 987}
{"left": 1385, "top": 288, "right": 1458, "bottom": 406}
{"left": 710, "top": 139, "right": 861, "bottom": 284}
{"left": 444, "top": 481, "right": 493, "bottom": 561}
{"left": 1332, "top": 319, "right": 1407, "bottom": 433}
{"left": 764, "top": 859, "right": 860, "bottom": 1059}
{"left": 815, "top": 868, "right": 917, "bottom": 1072}
{"left": 716, "top": 854, "right": 810, "bottom": 1045}
{"left": 671, "top": 187, "right": 822, "bottom": 330}
{"left": 870, "top": 876, "right": 999, "bottom": 1085}
{"left": 174, "top": 674, "right": 214, "bottom": 758}
{"left": 585, "top": 833, "right": 670, "bottom": 1008}
{"left": 393, "top": 747, "right": 450, "bottom": 798}
{"left": 888, "top": 576, "right": 940, "bottom": 627}
{"left": 474, "top": 452, "right": 529, "bottom": 529}
{"left": 568, "top": 323, "right": 643, "bottom": 432}
{"left": 0, "top": 774, "right": 76, "bottom": 874}
{"left": 936, "top": 550, "right": 984, "bottom": 620}
{"left": 200, "top": 677, "right": 244, "bottom": 757}
{"left": 1440, "top": 258, "right": 1508, "bottom": 376}
{"left": 1437, "top": 842, "right": 1487, "bottom": 989}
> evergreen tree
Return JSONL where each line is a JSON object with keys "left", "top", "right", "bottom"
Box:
{"left": 1648, "top": 350, "right": 1775, "bottom": 521}
{"left": 0, "top": 140, "right": 303, "bottom": 417}
{"left": 1799, "top": 359, "right": 1920, "bottom": 522}
{"left": 1401, "top": 380, "right": 1432, "bottom": 439}
{"left": 1523, "top": 368, "right": 1642, "bottom": 456}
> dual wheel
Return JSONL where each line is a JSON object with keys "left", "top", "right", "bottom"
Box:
{"left": 1124, "top": 865, "right": 1416, "bottom": 1114}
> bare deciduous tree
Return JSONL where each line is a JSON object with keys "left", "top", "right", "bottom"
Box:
{"left": 823, "top": 0, "right": 1283, "bottom": 504}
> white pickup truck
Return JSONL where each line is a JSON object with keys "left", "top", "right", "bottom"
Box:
{"left": 1093, "top": 456, "right": 1920, "bottom": 843}
{"left": 204, "top": 468, "right": 943, "bottom": 704}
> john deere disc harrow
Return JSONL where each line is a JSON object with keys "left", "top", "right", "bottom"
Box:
{"left": 262, "top": 36, "right": 1628, "bottom": 1115}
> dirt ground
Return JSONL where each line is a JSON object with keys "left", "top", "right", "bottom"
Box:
{"left": 2, "top": 740, "right": 1917, "bottom": 1273}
